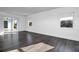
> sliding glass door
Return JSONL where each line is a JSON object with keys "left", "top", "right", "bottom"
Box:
{"left": 4, "top": 17, "right": 17, "bottom": 33}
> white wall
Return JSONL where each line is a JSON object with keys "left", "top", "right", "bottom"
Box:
{"left": 0, "top": 16, "right": 4, "bottom": 34}
{"left": 17, "top": 16, "right": 26, "bottom": 31}
{"left": 26, "top": 7, "right": 79, "bottom": 41}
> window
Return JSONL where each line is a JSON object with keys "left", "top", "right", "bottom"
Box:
{"left": 4, "top": 21, "right": 8, "bottom": 28}
{"left": 60, "top": 16, "right": 73, "bottom": 28}
{"left": 13, "top": 20, "right": 17, "bottom": 29}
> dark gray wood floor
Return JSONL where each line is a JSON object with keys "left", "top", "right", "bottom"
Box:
{"left": 0, "top": 31, "right": 79, "bottom": 52}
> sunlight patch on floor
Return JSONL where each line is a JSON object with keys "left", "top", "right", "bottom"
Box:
{"left": 8, "top": 42, "right": 54, "bottom": 52}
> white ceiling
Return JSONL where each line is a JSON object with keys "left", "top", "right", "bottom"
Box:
{"left": 0, "top": 7, "right": 58, "bottom": 16}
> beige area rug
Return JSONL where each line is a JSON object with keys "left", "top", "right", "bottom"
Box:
{"left": 8, "top": 43, "right": 54, "bottom": 52}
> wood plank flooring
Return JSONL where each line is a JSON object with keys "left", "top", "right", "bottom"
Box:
{"left": 0, "top": 31, "right": 79, "bottom": 52}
